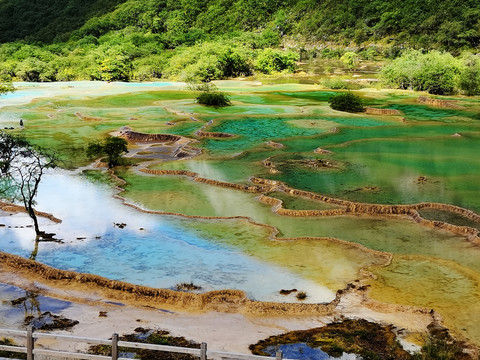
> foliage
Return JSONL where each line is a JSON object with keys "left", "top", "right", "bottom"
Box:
{"left": 328, "top": 92, "right": 365, "bottom": 113}
{"left": 322, "top": 78, "right": 362, "bottom": 90}
{"left": 0, "top": 82, "right": 14, "bottom": 94}
{"left": 86, "top": 136, "right": 128, "bottom": 167}
{"left": 98, "top": 54, "right": 131, "bottom": 81}
{"left": 89, "top": 329, "right": 200, "bottom": 360}
{"left": 411, "top": 335, "right": 471, "bottom": 360}
{"left": 340, "top": 51, "right": 358, "bottom": 71}
{"left": 381, "top": 50, "right": 461, "bottom": 95}
{"left": 250, "top": 319, "right": 411, "bottom": 360}
{"left": 0, "top": 132, "right": 29, "bottom": 175}
{"left": 255, "top": 48, "right": 299, "bottom": 74}
{"left": 459, "top": 53, "right": 480, "bottom": 95}
{"left": 0, "top": 0, "right": 479, "bottom": 84}
{"left": 164, "top": 41, "right": 253, "bottom": 82}
{"left": 190, "top": 82, "right": 231, "bottom": 107}
{"left": 0, "top": 0, "right": 478, "bottom": 51}
{"left": 196, "top": 91, "right": 231, "bottom": 107}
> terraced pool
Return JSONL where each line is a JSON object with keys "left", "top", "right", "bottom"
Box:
{"left": 1, "top": 81, "right": 480, "bottom": 345}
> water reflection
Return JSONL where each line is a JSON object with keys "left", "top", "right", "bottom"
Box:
{"left": 0, "top": 283, "right": 72, "bottom": 329}
{"left": 0, "top": 170, "right": 334, "bottom": 303}
{"left": 263, "top": 343, "right": 359, "bottom": 360}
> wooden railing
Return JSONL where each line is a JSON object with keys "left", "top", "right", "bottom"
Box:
{"left": 0, "top": 327, "right": 294, "bottom": 360}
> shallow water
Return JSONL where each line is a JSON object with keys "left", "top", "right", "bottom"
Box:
{"left": 0, "top": 171, "right": 335, "bottom": 303}
{"left": 1, "top": 82, "right": 480, "bottom": 345}
{"left": 0, "top": 283, "right": 72, "bottom": 329}
{"left": 263, "top": 343, "right": 359, "bottom": 360}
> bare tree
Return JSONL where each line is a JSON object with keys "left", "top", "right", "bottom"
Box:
{"left": 0, "top": 131, "right": 59, "bottom": 239}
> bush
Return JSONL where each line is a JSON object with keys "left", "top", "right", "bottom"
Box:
{"left": 322, "top": 78, "right": 362, "bottom": 90}
{"left": 412, "top": 335, "right": 468, "bottom": 360}
{"left": 98, "top": 55, "right": 131, "bottom": 81}
{"left": 459, "top": 53, "right": 480, "bottom": 96}
{"left": 381, "top": 50, "right": 461, "bottom": 95}
{"left": 340, "top": 51, "right": 358, "bottom": 71}
{"left": 196, "top": 91, "right": 231, "bottom": 107}
{"left": 255, "top": 48, "right": 299, "bottom": 74}
{"left": 164, "top": 42, "right": 254, "bottom": 82}
{"left": 0, "top": 82, "right": 14, "bottom": 94}
{"left": 328, "top": 92, "right": 365, "bottom": 112}
{"left": 86, "top": 136, "right": 128, "bottom": 168}
{"left": 191, "top": 82, "right": 231, "bottom": 107}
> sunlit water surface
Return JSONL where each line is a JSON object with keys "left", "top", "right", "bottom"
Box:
{"left": 0, "top": 171, "right": 335, "bottom": 304}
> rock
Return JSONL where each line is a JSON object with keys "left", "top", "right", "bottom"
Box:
{"left": 25, "top": 311, "right": 79, "bottom": 330}
{"left": 279, "top": 289, "right": 297, "bottom": 295}
{"left": 265, "top": 141, "right": 284, "bottom": 149}
{"left": 314, "top": 147, "right": 333, "bottom": 154}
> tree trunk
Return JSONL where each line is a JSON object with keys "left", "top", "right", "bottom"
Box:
{"left": 28, "top": 205, "right": 41, "bottom": 239}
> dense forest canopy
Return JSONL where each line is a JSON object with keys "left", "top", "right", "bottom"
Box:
{"left": 0, "top": 0, "right": 479, "bottom": 49}
{"left": 0, "top": 0, "right": 479, "bottom": 85}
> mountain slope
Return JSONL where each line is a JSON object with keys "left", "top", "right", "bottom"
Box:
{"left": 0, "top": 0, "right": 479, "bottom": 49}
{"left": 0, "top": 0, "right": 127, "bottom": 43}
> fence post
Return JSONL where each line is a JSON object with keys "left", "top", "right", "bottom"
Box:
{"left": 200, "top": 342, "right": 207, "bottom": 360}
{"left": 276, "top": 350, "right": 283, "bottom": 360}
{"left": 26, "top": 326, "right": 34, "bottom": 360}
{"left": 111, "top": 333, "right": 119, "bottom": 360}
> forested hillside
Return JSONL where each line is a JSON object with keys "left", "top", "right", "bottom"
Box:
{"left": 0, "top": 0, "right": 479, "bottom": 84}
{"left": 0, "top": 0, "right": 126, "bottom": 43}
{"left": 1, "top": 0, "right": 479, "bottom": 49}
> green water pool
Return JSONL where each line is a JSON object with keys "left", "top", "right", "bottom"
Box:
{"left": 2, "top": 82, "right": 480, "bottom": 345}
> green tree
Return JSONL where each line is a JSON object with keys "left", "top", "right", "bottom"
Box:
{"left": 15, "top": 58, "right": 57, "bottom": 82}
{"left": 218, "top": 48, "right": 252, "bottom": 78}
{"left": 381, "top": 50, "right": 461, "bottom": 95}
{"left": 328, "top": 92, "right": 365, "bottom": 113}
{"left": 340, "top": 51, "right": 358, "bottom": 71}
{"left": 0, "top": 82, "right": 14, "bottom": 94}
{"left": 86, "top": 136, "right": 128, "bottom": 167}
{"left": 255, "top": 48, "right": 299, "bottom": 74}
{"left": 459, "top": 53, "right": 480, "bottom": 95}
{"left": 98, "top": 54, "right": 132, "bottom": 81}
{"left": 189, "top": 82, "right": 231, "bottom": 107}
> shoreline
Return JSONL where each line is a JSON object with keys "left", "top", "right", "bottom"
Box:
{"left": 0, "top": 256, "right": 435, "bottom": 355}
{"left": 1, "top": 165, "right": 479, "bottom": 349}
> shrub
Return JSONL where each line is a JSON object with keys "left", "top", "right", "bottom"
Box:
{"left": 191, "top": 82, "right": 231, "bottom": 107}
{"left": 0, "top": 82, "right": 14, "bottom": 94}
{"left": 322, "top": 78, "right": 362, "bottom": 90}
{"left": 164, "top": 42, "right": 253, "bottom": 82}
{"left": 381, "top": 50, "right": 461, "bottom": 95}
{"left": 255, "top": 48, "right": 299, "bottom": 74}
{"left": 459, "top": 53, "right": 480, "bottom": 96}
{"left": 98, "top": 55, "right": 131, "bottom": 81}
{"left": 340, "top": 51, "right": 358, "bottom": 71}
{"left": 412, "top": 334, "right": 468, "bottom": 360}
{"left": 328, "top": 92, "right": 365, "bottom": 112}
{"left": 86, "top": 136, "right": 128, "bottom": 168}
{"left": 196, "top": 91, "right": 231, "bottom": 107}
